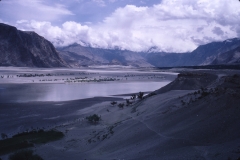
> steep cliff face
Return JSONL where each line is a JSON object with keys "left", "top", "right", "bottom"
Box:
{"left": 0, "top": 23, "right": 68, "bottom": 67}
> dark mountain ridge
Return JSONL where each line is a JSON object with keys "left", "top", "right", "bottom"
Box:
{"left": 0, "top": 23, "right": 67, "bottom": 68}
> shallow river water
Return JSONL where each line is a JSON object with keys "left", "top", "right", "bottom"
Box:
{"left": 0, "top": 67, "right": 177, "bottom": 102}
{"left": 0, "top": 81, "right": 170, "bottom": 102}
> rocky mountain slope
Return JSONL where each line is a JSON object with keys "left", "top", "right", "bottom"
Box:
{"left": 211, "top": 46, "right": 240, "bottom": 65}
{"left": 0, "top": 23, "right": 67, "bottom": 68}
{"left": 191, "top": 38, "right": 240, "bottom": 65}
{"left": 146, "top": 38, "right": 240, "bottom": 67}
{"left": 57, "top": 43, "right": 153, "bottom": 67}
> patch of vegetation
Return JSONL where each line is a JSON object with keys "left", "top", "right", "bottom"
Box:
{"left": 1, "top": 133, "right": 8, "bottom": 139}
{"left": 181, "top": 100, "right": 186, "bottom": 105}
{"left": 0, "top": 129, "right": 64, "bottom": 156}
{"left": 86, "top": 114, "right": 101, "bottom": 123}
{"left": 137, "top": 92, "right": 144, "bottom": 99}
{"left": 110, "top": 101, "right": 117, "bottom": 106}
{"left": 12, "top": 129, "right": 44, "bottom": 138}
{"left": 126, "top": 99, "right": 132, "bottom": 106}
{"left": 8, "top": 150, "right": 43, "bottom": 160}
{"left": 108, "top": 125, "right": 114, "bottom": 135}
{"left": 130, "top": 94, "right": 136, "bottom": 100}
{"left": 201, "top": 91, "right": 209, "bottom": 97}
{"left": 87, "top": 124, "right": 117, "bottom": 144}
{"left": 118, "top": 103, "right": 124, "bottom": 109}
{"left": 233, "top": 74, "right": 239, "bottom": 78}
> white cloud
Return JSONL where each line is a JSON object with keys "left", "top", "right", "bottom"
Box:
{"left": 17, "top": 20, "right": 90, "bottom": 46}
{"left": 2, "top": 0, "right": 73, "bottom": 22}
{"left": 16, "top": 0, "right": 240, "bottom": 52}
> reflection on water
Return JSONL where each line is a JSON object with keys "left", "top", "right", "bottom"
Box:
{"left": 0, "top": 81, "right": 170, "bottom": 102}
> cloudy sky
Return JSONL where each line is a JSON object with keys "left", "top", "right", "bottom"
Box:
{"left": 0, "top": 0, "right": 240, "bottom": 52}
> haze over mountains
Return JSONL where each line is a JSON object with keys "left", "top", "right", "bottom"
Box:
{"left": 1, "top": 23, "right": 240, "bottom": 68}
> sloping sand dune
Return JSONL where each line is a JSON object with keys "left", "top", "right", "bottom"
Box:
{"left": 30, "top": 72, "right": 240, "bottom": 160}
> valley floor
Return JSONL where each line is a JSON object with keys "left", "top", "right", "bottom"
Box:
{"left": 0, "top": 68, "right": 240, "bottom": 160}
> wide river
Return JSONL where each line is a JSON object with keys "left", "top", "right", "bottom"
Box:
{"left": 0, "top": 82, "right": 172, "bottom": 102}
{"left": 0, "top": 67, "right": 177, "bottom": 102}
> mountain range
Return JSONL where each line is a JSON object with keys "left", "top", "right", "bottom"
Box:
{"left": 57, "top": 44, "right": 152, "bottom": 67}
{"left": 0, "top": 23, "right": 240, "bottom": 68}
{"left": 57, "top": 38, "right": 240, "bottom": 68}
